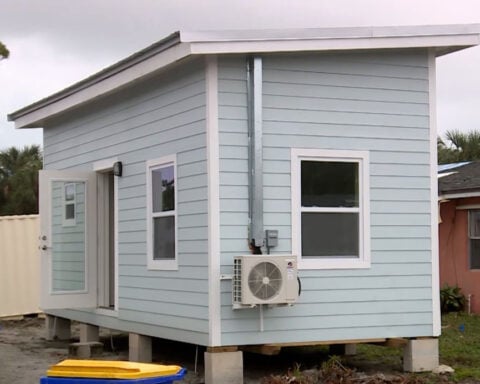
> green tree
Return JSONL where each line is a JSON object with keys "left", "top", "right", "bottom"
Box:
{"left": 0, "top": 41, "right": 9, "bottom": 60}
{"left": 438, "top": 130, "right": 480, "bottom": 164}
{"left": 0, "top": 145, "right": 43, "bottom": 215}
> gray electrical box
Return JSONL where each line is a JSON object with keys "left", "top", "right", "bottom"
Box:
{"left": 265, "top": 229, "right": 278, "bottom": 248}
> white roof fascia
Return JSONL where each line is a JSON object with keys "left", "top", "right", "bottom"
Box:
{"left": 180, "top": 24, "right": 480, "bottom": 42}
{"left": 188, "top": 34, "right": 479, "bottom": 55}
{"left": 185, "top": 24, "right": 480, "bottom": 54}
{"left": 11, "top": 42, "right": 192, "bottom": 129}
{"left": 439, "top": 192, "right": 480, "bottom": 200}
{"left": 9, "top": 24, "right": 480, "bottom": 129}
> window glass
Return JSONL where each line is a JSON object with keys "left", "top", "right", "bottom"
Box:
{"left": 147, "top": 157, "right": 177, "bottom": 270}
{"left": 63, "top": 183, "right": 77, "bottom": 226}
{"left": 469, "top": 210, "right": 480, "bottom": 269}
{"left": 302, "top": 212, "right": 359, "bottom": 257}
{"left": 65, "top": 184, "right": 75, "bottom": 201}
{"left": 153, "top": 216, "right": 175, "bottom": 260}
{"left": 152, "top": 166, "right": 175, "bottom": 213}
{"left": 301, "top": 161, "right": 358, "bottom": 208}
{"left": 65, "top": 204, "right": 75, "bottom": 220}
{"left": 470, "top": 210, "right": 480, "bottom": 238}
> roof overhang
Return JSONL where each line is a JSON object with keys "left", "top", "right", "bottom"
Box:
{"left": 8, "top": 24, "right": 480, "bottom": 129}
{"left": 439, "top": 191, "right": 480, "bottom": 200}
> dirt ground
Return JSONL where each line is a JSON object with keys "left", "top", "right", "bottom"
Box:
{"left": 0, "top": 316, "right": 289, "bottom": 384}
{"left": 0, "top": 316, "right": 468, "bottom": 384}
{"left": 0, "top": 316, "right": 203, "bottom": 384}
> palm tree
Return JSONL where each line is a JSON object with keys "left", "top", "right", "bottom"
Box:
{"left": 0, "top": 145, "right": 43, "bottom": 215}
{"left": 438, "top": 130, "right": 480, "bottom": 164}
{"left": 0, "top": 41, "right": 9, "bottom": 60}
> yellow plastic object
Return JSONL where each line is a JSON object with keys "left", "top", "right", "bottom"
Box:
{"left": 47, "top": 360, "right": 182, "bottom": 379}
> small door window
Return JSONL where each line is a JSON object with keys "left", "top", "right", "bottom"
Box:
{"left": 63, "top": 183, "right": 77, "bottom": 226}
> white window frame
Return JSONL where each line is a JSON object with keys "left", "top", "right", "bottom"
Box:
{"left": 146, "top": 155, "right": 178, "bottom": 270}
{"left": 468, "top": 210, "right": 480, "bottom": 270}
{"left": 62, "top": 182, "right": 77, "bottom": 227}
{"left": 291, "top": 148, "right": 370, "bottom": 270}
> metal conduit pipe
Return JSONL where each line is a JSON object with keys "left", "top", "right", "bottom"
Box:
{"left": 247, "top": 56, "right": 264, "bottom": 251}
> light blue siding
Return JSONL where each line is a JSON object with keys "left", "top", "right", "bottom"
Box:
{"left": 218, "top": 50, "right": 434, "bottom": 345}
{"left": 43, "top": 59, "right": 210, "bottom": 344}
{"left": 51, "top": 181, "right": 86, "bottom": 292}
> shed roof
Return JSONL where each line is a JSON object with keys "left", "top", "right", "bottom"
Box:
{"left": 8, "top": 24, "right": 480, "bottom": 129}
{"left": 438, "top": 161, "right": 480, "bottom": 198}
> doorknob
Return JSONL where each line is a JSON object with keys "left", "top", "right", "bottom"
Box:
{"left": 41, "top": 245, "right": 49, "bottom": 251}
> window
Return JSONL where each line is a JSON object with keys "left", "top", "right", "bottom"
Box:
{"left": 468, "top": 210, "right": 480, "bottom": 269}
{"left": 62, "top": 183, "right": 76, "bottom": 226}
{"left": 291, "top": 148, "right": 370, "bottom": 269}
{"left": 147, "top": 156, "right": 177, "bottom": 270}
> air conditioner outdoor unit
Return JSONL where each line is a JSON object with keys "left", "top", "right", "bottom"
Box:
{"left": 233, "top": 255, "right": 298, "bottom": 308}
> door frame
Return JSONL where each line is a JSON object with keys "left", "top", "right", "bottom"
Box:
{"left": 93, "top": 159, "right": 119, "bottom": 312}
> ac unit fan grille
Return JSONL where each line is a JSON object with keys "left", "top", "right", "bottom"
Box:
{"left": 248, "top": 261, "right": 283, "bottom": 300}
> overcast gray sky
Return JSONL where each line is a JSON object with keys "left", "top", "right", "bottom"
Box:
{"left": 1, "top": 0, "right": 480, "bottom": 150}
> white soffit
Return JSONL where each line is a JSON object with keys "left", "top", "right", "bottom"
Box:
{"left": 9, "top": 24, "right": 480, "bottom": 129}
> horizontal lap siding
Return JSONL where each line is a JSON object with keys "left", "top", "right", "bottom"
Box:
{"left": 218, "top": 57, "right": 251, "bottom": 270}
{"left": 43, "top": 59, "right": 209, "bottom": 344}
{"left": 219, "top": 51, "right": 433, "bottom": 346}
{"left": 51, "top": 181, "right": 86, "bottom": 291}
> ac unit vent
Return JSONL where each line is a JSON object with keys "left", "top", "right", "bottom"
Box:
{"left": 233, "top": 257, "right": 243, "bottom": 303}
{"left": 232, "top": 255, "right": 298, "bottom": 308}
{"left": 248, "top": 261, "right": 283, "bottom": 300}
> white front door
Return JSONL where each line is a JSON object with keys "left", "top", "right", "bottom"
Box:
{"left": 39, "top": 170, "right": 97, "bottom": 309}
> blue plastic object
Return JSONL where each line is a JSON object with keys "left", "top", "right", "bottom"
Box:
{"left": 39, "top": 368, "right": 186, "bottom": 384}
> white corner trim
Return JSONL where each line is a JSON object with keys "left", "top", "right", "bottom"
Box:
{"left": 206, "top": 55, "right": 221, "bottom": 346}
{"left": 429, "top": 50, "right": 441, "bottom": 337}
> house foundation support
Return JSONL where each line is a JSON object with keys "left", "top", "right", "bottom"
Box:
{"left": 403, "top": 338, "right": 439, "bottom": 372}
{"left": 79, "top": 323, "right": 99, "bottom": 342}
{"left": 329, "top": 343, "right": 357, "bottom": 356}
{"left": 205, "top": 347, "right": 243, "bottom": 384}
{"left": 45, "top": 314, "right": 71, "bottom": 341}
{"left": 69, "top": 342, "right": 103, "bottom": 359}
{"left": 129, "top": 333, "right": 152, "bottom": 362}
{"left": 69, "top": 323, "right": 103, "bottom": 358}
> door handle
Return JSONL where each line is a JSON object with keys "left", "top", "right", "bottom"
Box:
{"left": 40, "top": 245, "right": 49, "bottom": 251}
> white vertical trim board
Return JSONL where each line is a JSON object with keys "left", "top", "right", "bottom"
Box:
{"left": 429, "top": 50, "right": 441, "bottom": 336}
{"left": 114, "top": 175, "right": 119, "bottom": 311}
{"left": 206, "top": 55, "right": 221, "bottom": 346}
{"left": 92, "top": 158, "right": 119, "bottom": 312}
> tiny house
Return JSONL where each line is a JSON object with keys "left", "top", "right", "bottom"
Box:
{"left": 8, "top": 25, "right": 480, "bottom": 383}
